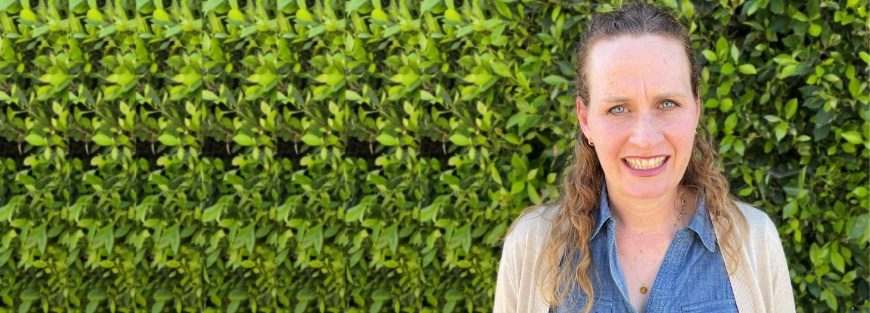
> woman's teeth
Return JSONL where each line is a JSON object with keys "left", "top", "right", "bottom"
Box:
{"left": 624, "top": 157, "right": 667, "bottom": 170}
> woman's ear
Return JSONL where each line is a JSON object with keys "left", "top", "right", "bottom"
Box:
{"left": 576, "top": 97, "right": 591, "bottom": 138}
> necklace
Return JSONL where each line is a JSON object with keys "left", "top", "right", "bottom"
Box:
{"left": 638, "top": 191, "right": 686, "bottom": 295}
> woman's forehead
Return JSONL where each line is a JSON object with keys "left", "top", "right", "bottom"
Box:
{"left": 585, "top": 34, "right": 693, "bottom": 97}
{"left": 587, "top": 35, "right": 689, "bottom": 71}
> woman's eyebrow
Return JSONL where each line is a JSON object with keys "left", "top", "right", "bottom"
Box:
{"left": 653, "top": 91, "right": 690, "bottom": 100}
{"left": 598, "top": 92, "right": 688, "bottom": 103}
{"left": 599, "top": 95, "right": 630, "bottom": 103}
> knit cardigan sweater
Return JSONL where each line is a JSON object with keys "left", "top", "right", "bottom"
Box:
{"left": 494, "top": 202, "right": 796, "bottom": 313}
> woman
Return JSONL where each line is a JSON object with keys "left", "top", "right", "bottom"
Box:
{"left": 494, "top": 3, "right": 794, "bottom": 313}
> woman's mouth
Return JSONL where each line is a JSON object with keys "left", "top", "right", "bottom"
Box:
{"left": 623, "top": 156, "right": 669, "bottom": 170}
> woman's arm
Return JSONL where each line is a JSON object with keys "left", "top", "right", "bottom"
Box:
{"left": 764, "top": 214, "right": 796, "bottom": 312}
{"left": 494, "top": 208, "right": 552, "bottom": 313}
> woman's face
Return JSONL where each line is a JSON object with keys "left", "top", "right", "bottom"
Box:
{"left": 577, "top": 34, "right": 700, "bottom": 201}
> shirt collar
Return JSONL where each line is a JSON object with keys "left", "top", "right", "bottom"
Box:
{"left": 686, "top": 192, "right": 717, "bottom": 252}
{"left": 591, "top": 186, "right": 613, "bottom": 240}
{"left": 591, "top": 185, "right": 718, "bottom": 252}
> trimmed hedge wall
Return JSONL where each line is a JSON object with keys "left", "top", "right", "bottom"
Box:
{"left": 0, "top": 0, "right": 867, "bottom": 312}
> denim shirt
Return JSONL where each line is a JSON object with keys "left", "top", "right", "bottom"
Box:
{"left": 557, "top": 188, "right": 737, "bottom": 313}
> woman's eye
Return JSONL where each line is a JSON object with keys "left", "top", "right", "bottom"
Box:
{"left": 609, "top": 106, "right": 626, "bottom": 114}
{"left": 661, "top": 100, "right": 677, "bottom": 109}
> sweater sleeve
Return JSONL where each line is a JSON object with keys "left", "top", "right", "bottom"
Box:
{"left": 494, "top": 227, "right": 521, "bottom": 313}
{"left": 732, "top": 203, "right": 797, "bottom": 313}
{"left": 762, "top": 215, "right": 796, "bottom": 312}
{"left": 494, "top": 208, "right": 553, "bottom": 313}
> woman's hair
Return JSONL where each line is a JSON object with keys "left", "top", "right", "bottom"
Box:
{"left": 512, "top": 3, "right": 749, "bottom": 312}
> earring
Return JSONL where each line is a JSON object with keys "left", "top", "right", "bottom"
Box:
{"left": 588, "top": 140, "right": 594, "bottom": 147}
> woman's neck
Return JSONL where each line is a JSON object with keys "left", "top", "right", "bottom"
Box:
{"left": 607, "top": 185, "right": 691, "bottom": 235}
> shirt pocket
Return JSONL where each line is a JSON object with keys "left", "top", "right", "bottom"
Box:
{"left": 681, "top": 299, "right": 738, "bottom": 312}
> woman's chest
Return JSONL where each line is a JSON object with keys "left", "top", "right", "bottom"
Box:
{"left": 558, "top": 232, "right": 738, "bottom": 313}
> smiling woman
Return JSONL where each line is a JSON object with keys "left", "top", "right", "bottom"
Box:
{"left": 579, "top": 34, "right": 699, "bottom": 203}
{"left": 494, "top": 3, "right": 795, "bottom": 313}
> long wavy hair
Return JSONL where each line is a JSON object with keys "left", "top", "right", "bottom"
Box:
{"left": 511, "top": 3, "right": 749, "bottom": 312}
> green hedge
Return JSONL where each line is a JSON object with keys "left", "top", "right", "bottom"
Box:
{"left": 0, "top": 0, "right": 867, "bottom": 312}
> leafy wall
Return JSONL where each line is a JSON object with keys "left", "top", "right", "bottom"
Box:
{"left": 0, "top": 0, "right": 867, "bottom": 312}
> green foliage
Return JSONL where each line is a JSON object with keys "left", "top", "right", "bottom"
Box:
{"left": 0, "top": 0, "right": 867, "bottom": 312}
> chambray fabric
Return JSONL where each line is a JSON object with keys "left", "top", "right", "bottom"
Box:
{"left": 556, "top": 187, "right": 737, "bottom": 313}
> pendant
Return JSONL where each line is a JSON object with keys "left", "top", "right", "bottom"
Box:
{"left": 639, "top": 284, "right": 648, "bottom": 294}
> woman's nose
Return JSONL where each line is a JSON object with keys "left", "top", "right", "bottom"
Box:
{"left": 628, "top": 112, "right": 665, "bottom": 148}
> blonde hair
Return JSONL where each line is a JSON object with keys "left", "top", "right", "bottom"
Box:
{"left": 509, "top": 3, "right": 748, "bottom": 312}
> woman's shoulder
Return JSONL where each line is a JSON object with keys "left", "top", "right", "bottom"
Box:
{"left": 501, "top": 204, "right": 562, "bottom": 262}
{"left": 496, "top": 205, "right": 559, "bottom": 312}
{"left": 728, "top": 201, "right": 795, "bottom": 312}
{"left": 732, "top": 201, "right": 781, "bottom": 244}
{"left": 734, "top": 202, "right": 776, "bottom": 227}
{"left": 734, "top": 201, "right": 769, "bottom": 219}
{"left": 505, "top": 204, "right": 560, "bottom": 245}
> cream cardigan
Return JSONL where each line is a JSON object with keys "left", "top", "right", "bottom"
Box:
{"left": 494, "top": 202, "right": 796, "bottom": 312}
